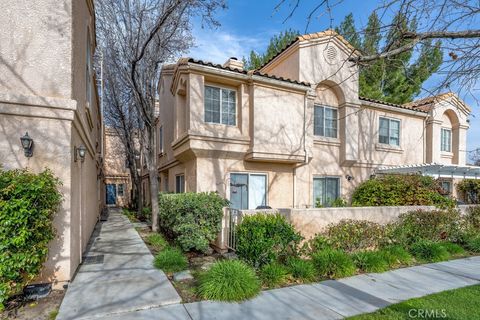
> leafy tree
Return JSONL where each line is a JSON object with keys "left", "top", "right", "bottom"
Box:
{"left": 244, "top": 29, "right": 299, "bottom": 70}
{"left": 337, "top": 12, "right": 443, "bottom": 104}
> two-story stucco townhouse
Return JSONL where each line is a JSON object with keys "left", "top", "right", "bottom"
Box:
{"left": 0, "top": 0, "right": 103, "bottom": 288}
{"left": 153, "top": 30, "right": 472, "bottom": 210}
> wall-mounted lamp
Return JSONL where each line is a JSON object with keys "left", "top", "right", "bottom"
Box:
{"left": 345, "top": 175, "right": 355, "bottom": 182}
{"left": 20, "top": 132, "right": 34, "bottom": 157}
{"left": 74, "top": 145, "right": 87, "bottom": 163}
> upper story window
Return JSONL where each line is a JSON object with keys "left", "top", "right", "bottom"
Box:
{"left": 314, "top": 105, "right": 337, "bottom": 138}
{"left": 204, "top": 86, "right": 236, "bottom": 126}
{"left": 379, "top": 117, "right": 400, "bottom": 146}
{"left": 159, "top": 126, "right": 164, "bottom": 154}
{"left": 441, "top": 128, "right": 452, "bottom": 152}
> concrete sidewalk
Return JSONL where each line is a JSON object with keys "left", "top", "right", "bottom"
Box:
{"left": 100, "top": 256, "right": 480, "bottom": 320}
{"left": 56, "top": 208, "right": 181, "bottom": 320}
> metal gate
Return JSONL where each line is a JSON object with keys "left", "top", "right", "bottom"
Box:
{"left": 226, "top": 208, "right": 240, "bottom": 251}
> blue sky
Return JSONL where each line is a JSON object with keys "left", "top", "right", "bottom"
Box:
{"left": 187, "top": 0, "right": 479, "bottom": 161}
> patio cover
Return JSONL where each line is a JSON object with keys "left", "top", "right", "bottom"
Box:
{"left": 375, "top": 163, "right": 480, "bottom": 179}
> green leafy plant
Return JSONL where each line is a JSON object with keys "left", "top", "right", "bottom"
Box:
{"left": 236, "top": 213, "right": 302, "bottom": 268}
{"left": 302, "top": 234, "right": 332, "bottom": 255}
{"left": 326, "top": 220, "right": 386, "bottom": 252}
{"left": 409, "top": 240, "right": 451, "bottom": 262}
{"left": 457, "top": 180, "right": 480, "bottom": 204}
{"left": 153, "top": 248, "right": 188, "bottom": 273}
{"left": 441, "top": 242, "right": 466, "bottom": 255}
{"left": 466, "top": 236, "right": 480, "bottom": 253}
{"left": 286, "top": 258, "right": 316, "bottom": 282}
{"left": 353, "top": 251, "right": 389, "bottom": 273}
{"left": 315, "top": 197, "right": 347, "bottom": 208}
{"left": 311, "top": 248, "right": 356, "bottom": 279}
{"left": 146, "top": 233, "right": 168, "bottom": 251}
{"left": 158, "top": 192, "right": 228, "bottom": 253}
{"left": 198, "top": 260, "right": 261, "bottom": 301}
{"left": 259, "top": 262, "right": 288, "bottom": 288}
{"left": 0, "top": 169, "right": 62, "bottom": 310}
{"left": 389, "top": 209, "right": 463, "bottom": 245}
{"left": 463, "top": 206, "right": 480, "bottom": 230}
{"left": 122, "top": 208, "right": 138, "bottom": 222}
{"left": 379, "top": 245, "right": 413, "bottom": 267}
{"left": 351, "top": 174, "right": 455, "bottom": 208}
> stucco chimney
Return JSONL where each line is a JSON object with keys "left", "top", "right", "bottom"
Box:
{"left": 223, "top": 57, "right": 244, "bottom": 71}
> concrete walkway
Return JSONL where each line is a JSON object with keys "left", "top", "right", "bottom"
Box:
{"left": 99, "top": 256, "right": 480, "bottom": 320}
{"left": 56, "top": 208, "right": 181, "bottom": 320}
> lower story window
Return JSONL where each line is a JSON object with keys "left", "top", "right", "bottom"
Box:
{"left": 229, "top": 173, "right": 267, "bottom": 210}
{"left": 175, "top": 175, "right": 185, "bottom": 193}
{"left": 440, "top": 181, "right": 452, "bottom": 194}
{"left": 117, "top": 184, "right": 125, "bottom": 197}
{"left": 313, "top": 177, "right": 340, "bottom": 207}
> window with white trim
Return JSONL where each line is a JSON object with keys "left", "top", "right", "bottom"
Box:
{"left": 379, "top": 117, "right": 400, "bottom": 146}
{"left": 117, "top": 184, "right": 125, "bottom": 197}
{"left": 314, "top": 105, "right": 338, "bottom": 138}
{"left": 313, "top": 177, "right": 340, "bottom": 207}
{"left": 441, "top": 128, "right": 452, "bottom": 152}
{"left": 204, "top": 86, "right": 236, "bottom": 125}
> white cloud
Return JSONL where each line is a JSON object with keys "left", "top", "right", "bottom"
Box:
{"left": 186, "top": 27, "right": 270, "bottom": 64}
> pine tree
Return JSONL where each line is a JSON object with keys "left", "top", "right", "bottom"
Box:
{"left": 244, "top": 29, "right": 299, "bottom": 70}
{"left": 337, "top": 12, "right": 443, "bottom": 104}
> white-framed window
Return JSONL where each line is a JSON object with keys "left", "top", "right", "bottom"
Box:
{"left": 86, "top": 30, "right": 92, "bottom": 108}
{"left": 204, "top": 85, "right": 236, "bottom": 126}
{"left": 159, "top": 126, "right": 164, "bottom": 154}
{"left": 117, "top": 184, "right": 125, "bottom": 197}
{"left": 441, "top": 128, "right": 452, "bottom": 152}
{"left": 175, "top": 175, "right": 185, "bottom": 193}
{"left": 379, "top": 117, "right": 400, "bottom": 146}
{"left": 314, "top": 105, "right": 338, "bottom": 138}
{"left": 229, "top": 173, "right": 267, "bottom": 210}
{"left": 440, "top": 181, "right": 452, "bottom": 194}
{"left": 313, "top": 177, "right": 340, "bottom": 207}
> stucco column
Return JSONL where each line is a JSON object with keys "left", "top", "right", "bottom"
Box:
{"left": 340, "top": 103, "right": 359, "bottom": 165}
{"left": 426, "top": 119, "right": 442, "bottom": 163}
{"left": 456, "top": 124, "right": 469, "bottom": 165}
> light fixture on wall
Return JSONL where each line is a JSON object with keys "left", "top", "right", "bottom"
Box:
{"left": 74, "top": 145, "right": 87, "bottom": 163}
{"left": 345, "top": 175, "right": 354, "bottom": 181}
{"left": 20, "top": 132, "right": 34, "bottom": 157}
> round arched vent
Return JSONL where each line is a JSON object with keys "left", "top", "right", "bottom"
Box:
{"left": 324, "top": 46, "right": 338, "bottom": 64}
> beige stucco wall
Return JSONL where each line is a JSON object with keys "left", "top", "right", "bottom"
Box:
{"left": 0, "top": 0, "right": 101, "bottom": 287}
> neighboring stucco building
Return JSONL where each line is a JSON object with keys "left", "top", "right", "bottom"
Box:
{"left": 104, "top": 128, "right": 132, "bottom": 207}
{"left": 154, "top": 30, "right": 472, "bottom": 209}
{"left": 0, "top": 0, "right": 103, "bottom": 287}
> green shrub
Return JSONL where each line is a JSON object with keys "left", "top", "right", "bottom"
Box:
{"left": 146, "top": 233, "right": 168, "bottom": 251}
{"left": 457, "top": 180, "right": 480, "bottom": 204}
{"left": 409, "top": 240, "right": 451, "bottom": 262}
{"left": 441, "top": 242, "right": 466, "bottom": 255}
{"left": 464, "top": 206, "right": 480, "bottom": 230}
{"left": 351, "top": 174, "right": 455, "bottom": 208}
{"left": 158, "top": 192, "right": 228, "bottom": 253}
{"left": 466, "top": 236, "right": 480, "bottom": 253}
{"left": 259, "top": 262, "right": 288, "bottom": 288}
{"left": 326, "top": 220, "right": 386, "bottom": 252}
{"left": 286, "top": 258, "right": 316, "bottom": 282}
{"left": 153, "top": 248, "right": 188, "bottom": 273}
{"left": 390, "top": 209, "right": 463, "bottom": 245}
{"left": 379, "top": 245, "right": 413, "bottom": 267}
{"left": 353, "top": 251, "right": 389, "bottom": 273}
{"left": 198, "top": 260, "right": 260, "bottom": 301}
{"left": 311, "top": 248, "right": 356, "bottom": 279}
{"left": 122, "top": 208, "right": 138, "bottom": 222}
{"left": 303, "top": 234, "right": 331, "bottom": 254}
{"left": 236, "top": 213, "right": 302, "bottom": 268}
{"left": 0, "top": 169, "right": 62, "bottom": 310}
{"left": 316, "top": 197, "right": 347, "bottom": 208}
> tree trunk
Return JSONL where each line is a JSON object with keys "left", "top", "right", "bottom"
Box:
{"left": 146, "top": 126, "right": 159, "bottom": 232}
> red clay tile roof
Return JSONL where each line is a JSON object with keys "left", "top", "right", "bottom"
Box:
{"left": 359, "top": 96, "right": 428, "bottom": 113}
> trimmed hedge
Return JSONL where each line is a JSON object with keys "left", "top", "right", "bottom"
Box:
{"left": 236, "top": 213, "right": 302, "bottom": 268}
{"left": 0, "top": 169, "right": 62, "bottom": 310}
{"left": 351, "top": 174, "right": 455, "bottom": 208}
{"left": 158, "top": 192, "right": 228, "bottom": 253}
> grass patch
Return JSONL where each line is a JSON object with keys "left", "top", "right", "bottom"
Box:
{"left": 48, "top": 309, "right": 59, "bottom": 320}
{"left": 311, "top": 248, "right": 356, "bottom": 279}
{"left": 286, "top": 257, "right": 316, "bottom": 282}
{"left": 353, "top": 251, "right": 389, "bottom": 273}
{"left": 146, "top": 233, "right": 168, "bottom": 251}
{"left": 259, "top": 262, "right": 288, "bottom": 288}
{"left": 467, "top": 236, "right": 480, "bottom": 253}
{"left": 347, "top": 285, "right": 480, "bottom": 319}
{"left": 198, "top": 260, "right": 261, "bottom": 301}
{"left": 153, "top": 247, "right": 188, "bottom": 273}
{"left": 379, "top": 245, "right": 413, "bottom": 267}
{"left": 441, "top": 242, "right": 466, "bottom": 255}
{"left": 409, "top": 240, "right": 451, "bottom": 262}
